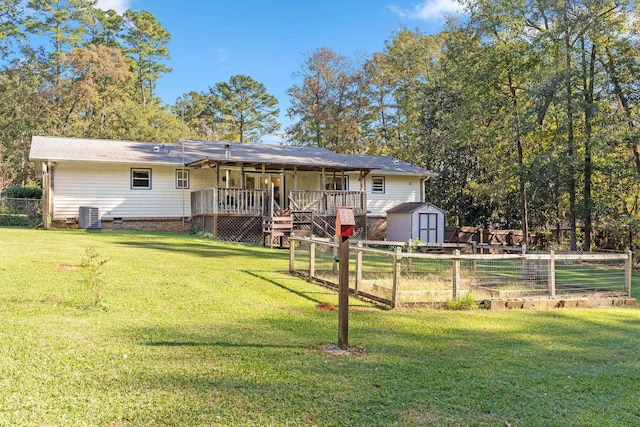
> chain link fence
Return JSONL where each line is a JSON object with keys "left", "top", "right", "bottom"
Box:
{"left": 0, "top": 198, "right": 42, "bottom": 228}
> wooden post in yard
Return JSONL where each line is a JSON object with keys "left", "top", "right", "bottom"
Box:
{"left": 310, "top": 241, "right": 316, "bottom": 278}
{"left": 625, "top": 250, "right": 632, "bottom": 297}
{"left": 452, "top": 249, "right": 461, "bottom": 300}
{"left": 392, "top": 246, "right": 402, "bottom": 308}
{"left": 335, "top": 207, "right": 355, "bottom": 350}
{"left": 289, "top": 238, "right": 295, "bottom": 273}
{"left": 338, "top": 234, "right": 349, "bottom": 349}
{"left": 548, "top": 250, "right": 556, "bottom": 298}
{"left": 355, "top": 241, "right": 363, "bottom": 294}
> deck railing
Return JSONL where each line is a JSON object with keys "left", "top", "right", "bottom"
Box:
{"left": 191, "top": 188, "right": 267, "bottom": 215}
{"left": 192, "top": 188, "right": 366, "bottom": 216}
{"left": 289, "top": 190, "right": 366, "bottom": 215}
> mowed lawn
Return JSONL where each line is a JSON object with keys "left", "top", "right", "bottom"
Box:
{"left": 1, "top": 228, "right": 640, "bottom": 426}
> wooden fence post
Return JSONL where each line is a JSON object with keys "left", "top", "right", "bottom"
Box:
{"left": 625, "top": 250, "right": 633, "bottom": 297}
{"left": 392, "top": 247, "right": 402, "bottom": 308}
{"left": 471, "top": 241, "right": 478, "bottom": 271}
{"left": 452, "top": 249, "right": 461, "bottom": 300}
{"left": 310, "top": 241, "right": 316, "bottom": 278}
{"left": 289, "top": 238, "right": 295, "bottom": 273}
{"left": 547, "top": 251, "right": 556, "bottom": 298}
{"left": 355, "top": 241, "right": 363, "bottom": 294}
{"left": 332, "top": 235, "right": 339, "bottom": 272}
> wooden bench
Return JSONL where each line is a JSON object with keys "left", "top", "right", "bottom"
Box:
{"left": 263, "top": 215, "right": 294, "bottom": 248}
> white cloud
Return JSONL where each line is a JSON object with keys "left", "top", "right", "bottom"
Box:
{"left": 390, "top": 0, "right": 465, "bottom": 21}
{"left": 95, "top": 0, "right": 131, "bottom": 14}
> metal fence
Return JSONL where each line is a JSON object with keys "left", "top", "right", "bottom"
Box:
{"left": 289, "top": 237, "right": 632, "bottom": 308}
{"left": 0, "top": 198, "right": 42, "bottom": 228}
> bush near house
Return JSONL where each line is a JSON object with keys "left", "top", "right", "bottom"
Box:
{"left": 2, "top": 184, "right": 42, "bottom": 199}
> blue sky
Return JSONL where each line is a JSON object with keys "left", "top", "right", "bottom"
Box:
{"left": 97, "top": 0, "right": 463, "bottom": 139}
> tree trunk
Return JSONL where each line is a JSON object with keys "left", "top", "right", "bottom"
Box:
{"left": 564, "top": 9, "right": 578, "bottom": 251}
{"left": 506, "top": 57, "right": 529, "bottom": 246}
{"left": 582, "top": 38, "right": 596, "bottom": 251}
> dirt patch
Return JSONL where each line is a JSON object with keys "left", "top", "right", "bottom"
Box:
{"left": 56, "top": 264, "right": 78, "bottom": 272}
{"left": 316, "top": 302, "right": 338, "bottom": 311}
{"left": 320, "top": 344, "right": 366, "bottom": 357}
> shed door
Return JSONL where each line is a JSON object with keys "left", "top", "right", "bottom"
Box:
{"left": 418, "top": 213, "right": 438, "bottom": 243}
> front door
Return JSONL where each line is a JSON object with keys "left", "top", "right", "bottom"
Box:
{"left": 418, "top": 212, "right": 439, "bottom": 243}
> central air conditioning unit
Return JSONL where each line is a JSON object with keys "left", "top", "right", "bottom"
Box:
{"left": 79, "top": 206, "right": 101, "bottom": 229}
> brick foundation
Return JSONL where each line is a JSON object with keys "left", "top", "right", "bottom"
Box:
{"left": 52, "top": 217, "right": 192, "bottom": 233}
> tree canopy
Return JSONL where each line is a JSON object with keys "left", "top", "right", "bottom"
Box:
{"left": 2, "top": 0, "right": 640, "bottom": 250}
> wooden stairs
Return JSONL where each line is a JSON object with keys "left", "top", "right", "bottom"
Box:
{"left": 262, "top": 196, "right": 337, "bottom": 248}
{"left": 262, "top": 209, "right": 335, "bottom": 248}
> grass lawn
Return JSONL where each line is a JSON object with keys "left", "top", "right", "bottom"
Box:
{"left": 1, "top": 228, "right": 640, "bottom": 426}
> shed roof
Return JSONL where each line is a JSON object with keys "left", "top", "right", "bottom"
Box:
{"left": 29, "top": 136, "right": 435, "bottom": 176}
{"left": 387, "top": 202, "right": 443, "bottom": 214}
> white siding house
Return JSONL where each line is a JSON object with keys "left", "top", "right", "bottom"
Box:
{"left": 51, "top": 162, "right": 216, "bottom": 219}
{"left": 29, "top": 136, "right": 436, "bottom": 238}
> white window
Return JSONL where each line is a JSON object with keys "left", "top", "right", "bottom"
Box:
{"left": 131, "top": 168, "right": 151, "bottom": 189}
{"left": 176, "top": 169, "right": 190, "bottom": 189}
{"left": 372, "top": 176, "right": 385, "bottom": 193}
{"left": 324, "top": 176, "right": 349, "bottom": 190}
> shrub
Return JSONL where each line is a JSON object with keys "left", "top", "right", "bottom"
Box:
{"left": 3, "top": 185, "right": 42, "bottom": 199}
{"left": 446, "top": 293, "right": 477, "bottom": 310}
{"left": 0, "top": 214, "right": 29, "bottom": 226}
{"left": 80, "top": 247, "right": 108, "bottom": 308}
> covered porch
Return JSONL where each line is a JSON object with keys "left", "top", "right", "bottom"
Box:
{"left": 190, "top": 187, "right": 367, "bottom": 216}
{"left": 186, "top": 147, "right": 371, "bottom": 243}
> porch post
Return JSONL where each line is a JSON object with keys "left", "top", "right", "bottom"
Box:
{"left": 341, "top": 170, "right": 346, "bottom": 206}
{"left": 293, "top": 166, "right": 298, "bottom": 190}
{"left": 42, "top": 162, "right": 51, "bottom": 229}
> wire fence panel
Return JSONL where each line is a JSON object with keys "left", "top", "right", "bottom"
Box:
{"left": 0, "top": 198, "right": 42, "bottom": 227}
{"left": 357, "top": 249, "right": 395, "bottom": 303}
{"left": 397, "top": 256, "right": 457, "bottom": 304}
{"left": 469, "top": 257, "right": 551, "bottom": 299}
{"left": 554, "top": 257, "right": 627, "bottom": 296}
{"left": 289, "top": 237, "right": 632, "bottom": 308}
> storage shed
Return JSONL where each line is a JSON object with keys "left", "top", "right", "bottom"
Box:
{"left": 386, "top": 202, "right": 446, "bottom": 243}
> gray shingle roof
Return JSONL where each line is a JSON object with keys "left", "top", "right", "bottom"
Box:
{"left": 29, "top": 136, "right": 435, "bottom": 176}
{"left": 387, "top": 202, "right": 439, "bottom": 214}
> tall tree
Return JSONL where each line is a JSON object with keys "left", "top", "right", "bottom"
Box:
{"left": 0, "top": 49, "right": 50, "bottom": 186}
{"left": 172, "top": 91, "right": 215, "bottom": 139}
{"left": 286, "top": 47, "right": 366, "bottom": 152}
{"left": 57, "top": 44, "right": 134, "bottom": 137}
{"left": 25, "top": 0, "right": 95, "bottom": 85}
{"left": 207, "top": 75, "right": 280, "bottom": 143}
{"left": 87, "top": 7, "right": 124, "bottom": 48}
{"left": 0, "top": 0, "right": 24, "bottom": 58}
{"left": 121, "top": 10, "right": 171, "bottom": 107}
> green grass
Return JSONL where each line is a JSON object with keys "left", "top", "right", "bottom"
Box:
{"left": 1, "top": 228, "right": 640, "bottom": 426}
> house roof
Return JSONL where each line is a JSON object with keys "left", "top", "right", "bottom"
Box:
{"left": 29, "top": 136, "right": 435, "bottom": 176}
